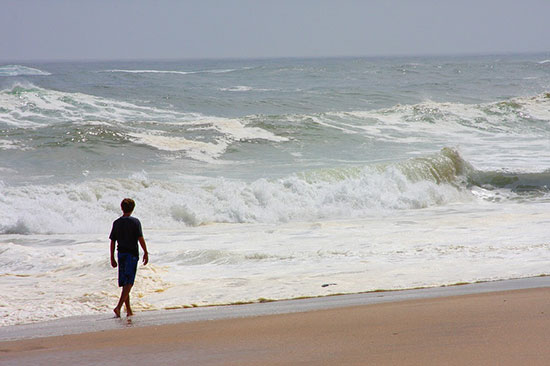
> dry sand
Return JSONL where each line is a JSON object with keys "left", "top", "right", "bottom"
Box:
{"left": 2, "top": 287, "right": 550, "bottom": 365}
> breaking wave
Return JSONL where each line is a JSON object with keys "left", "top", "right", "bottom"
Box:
{"left": 101, "top": 67, "right": 252, "bottom": 75}
{"left": 5, "top": 148, "right": 544, "bottom": 235}
{"left": 319, "top": 93, "right": 550, "bottom": 138}
{"left": 0, "top": 84, "right": 287, "bottom": 162}
{"left": 0, "top": 65, "right": 51, "bottom": 77}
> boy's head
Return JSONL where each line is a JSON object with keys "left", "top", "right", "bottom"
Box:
{"left": 121, "top": 198, "right": 135, "bottom": 214}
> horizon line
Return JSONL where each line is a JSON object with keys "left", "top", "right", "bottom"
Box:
{"left": 1, "top": 50, "right": 549, "bottom": 64}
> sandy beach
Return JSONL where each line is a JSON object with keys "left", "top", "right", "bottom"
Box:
{"left": 2, "top": 281, "right": 550, "bottom": 366}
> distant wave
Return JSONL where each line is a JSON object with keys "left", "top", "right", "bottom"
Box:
{"left": 102, "top": 67, "right": 252, "bottom": 75}
{"left": 0, "top": 65, "right": 51, "bottom": 77}
{"left": 538, "top": 60, "right": 550, "bottom": 64}
{"left": 318, "top": 93, "right": 550, "bottom": 139}
{"left": 104, "top": 69, "right": 194, "bottom": 75}
{"left": 219, "top": 85, "right": 254, "bottom": 92}
{"left": 0, "top": 83, "right": 288, "bottom": 162}
{"left": 219, "top": 85, "right": 276, "bottom": 92}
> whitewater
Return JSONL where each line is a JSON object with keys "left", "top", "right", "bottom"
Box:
{"left": 1, "top": 55, "right": 550, "bottom": 326}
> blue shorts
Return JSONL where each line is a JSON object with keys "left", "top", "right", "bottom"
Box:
{"left": 118, "top": 252, "right": 138, "bottom": 287}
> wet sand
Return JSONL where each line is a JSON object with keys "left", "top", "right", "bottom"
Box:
{"left": 2, "top": 285, "right": 550, "bottom": 365}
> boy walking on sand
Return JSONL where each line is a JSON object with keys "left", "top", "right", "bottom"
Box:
{"left": 109, "top": 198, "right": 149, "bottom": 318}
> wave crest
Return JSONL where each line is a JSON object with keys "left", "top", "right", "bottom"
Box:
{"left": 101, "top": 67, "right": 251, "bottom": 75}
{"left": 0, "top": 149, "right": 480, "bottom": 234}
{"left": 0, "top": 84, "right": 287, "bottom": 162}
{"left": 7, "top": 147, "right": 546, "bottom": 235}
{"left": 0, "top": 65, "right": 51, "bottom": 77}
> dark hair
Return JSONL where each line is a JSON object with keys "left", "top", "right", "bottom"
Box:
{"left": 121, "top": 198, "right": 135, "bottom": 213}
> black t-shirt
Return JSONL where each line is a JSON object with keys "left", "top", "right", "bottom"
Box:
{"left": 109, "top": 216, "right": 143, "bottom": 258}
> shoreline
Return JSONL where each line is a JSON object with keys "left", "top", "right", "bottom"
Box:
{"left": 2, "top": 278, "right": 550, "bottom": 365}
{"left": 1, "top": 275, "right": 549, "bottom": 342}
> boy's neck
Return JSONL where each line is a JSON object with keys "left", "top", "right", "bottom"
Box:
{"left": 122, "top": 212, "right": 132, "bottom": 217}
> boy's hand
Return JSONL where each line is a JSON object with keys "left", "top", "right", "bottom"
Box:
{"left": 142, "top": 252, "right": 149, "bottom": 266}
{"left": 111, "top": 257, "right": 117, "bottom": 268}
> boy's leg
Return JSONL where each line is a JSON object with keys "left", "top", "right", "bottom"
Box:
{"left": 114, "top": 284, "right": 133, "bottom": 318}
{"left": 124, "top": 291, "right": 133, "bottom": 316}
{"left": 114, "top": 253, "right": 138, "bottom": 317}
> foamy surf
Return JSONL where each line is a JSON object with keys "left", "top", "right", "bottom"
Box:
{"left": 1, "top": 55, "right": 550, "bottom": 326}
{"left": 0, "top": 65, "right": 51, "bottom": 77}
{"left": 2, "top": 200, "right": 550, "bottom": 327}
{"left": 0, "top": 84, "right": 287, "bottom": 162}
{"left": 3, "top": 148, "right": 548, "bottom": 237}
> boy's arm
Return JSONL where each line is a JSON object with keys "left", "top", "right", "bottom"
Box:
{"left": 139, "top": 237, "right": 149, "bottom": 265}
{"left": 110, "top": 240, "right": 117, "bottom": 268}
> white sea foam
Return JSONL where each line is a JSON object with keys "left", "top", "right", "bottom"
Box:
{"left": 102, "top": 67, "right": 250, "bottom": 75}
{"left": 0, "top": 84, "right": 287, "bottom": 161}
{"left": 219, "top": 85, "right": 275, "bottom": 92}
{"left": 1, "top": 84, "right": 547, "bottom": 169}
{"left": 127, "top": 115, "right": 287, "bottom": 161}
{"left": 0, "top": 65, "right": 51, "bottom": 77}
{"left": 0, "top": 139, "right": 24, "bottom": 150}
{"left": 343, "top": 96, "right": 550, "bottom": 137}
{"left": 128, "top": 132, "right": 228, "bottom": 162}
{"left": 2, "top": 200, "right": 550, "bottom": 326}
{"left": 219, "top": 85, "right": 254, "bottom": 92}
{"left": 313, "top": 94, "right": 550, "bottom": 170}
{"left": 0, "top": 149, "right": 477, "bottom": 235}
{"left": 105, "top": 69, "right": 195, "bottom": 75}
{"left": 0, "top": 83, "right": 169, "bottom": 127}
{"left": 276, "top": 94, "right": 550, "bottom": 151}
{"left": 0, "top": 239, "right": 166, "bottom": 325}
{"left": 6, "top": 148, "right": 549, "bottom": 237}
{"left": 200, "top": 116, "right": 288, "bottom": 142}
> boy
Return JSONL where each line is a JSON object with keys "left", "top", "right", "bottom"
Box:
{"left": 109, "top": 198, "right": 149, "bottom": 318}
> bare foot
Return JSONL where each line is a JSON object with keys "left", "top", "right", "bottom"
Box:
{"left": 125, "top": 304, "right": 133, "bottom": 317}
{"left": 113, "top": 308, "right": 121, "bottom": 318}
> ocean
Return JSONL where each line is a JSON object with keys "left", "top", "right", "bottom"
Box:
{"left": 1, "top": 54, "right": 550, "bottom": 326}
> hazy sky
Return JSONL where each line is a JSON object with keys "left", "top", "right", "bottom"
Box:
{"left": 1, "top": 0, "right": 549, "bottom": 61}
